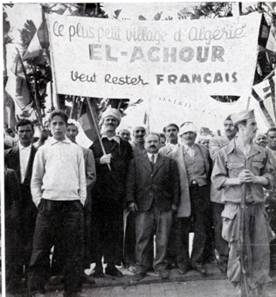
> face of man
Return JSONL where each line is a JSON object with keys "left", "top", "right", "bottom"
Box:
{"left": 119, "top": 129, "right": 131, "bottom": 142}
{"left": 50, "top": 115, "right": 67, "bottom": 141}
{"left": 66, "top": 124, "right": 78, "bottom": 143}
{"left": 243, "top": 118, "right": 258, "bottom": 141}
{"left": 102, "top": 116, "right": 118, "bottom": 133}
{"left": 224, "top": 119, "right": 236, "bottom": 140}
{"left": 133, "top": 127, "right": 146, "bottom": 143}
{"left": 165, "top": 126, "right": 178, "bottom": 143}
{"left": 199, "top": 138, "right": 210, "bottom": 148}
{"left": 145, "top": 134, "right": 160, "bottom": 154}
{"left": 159, "top": 136, "right": 166, "bottom": 148}
{"left": 17, "top": 124, "right": 34, "bottom": 147}
{"left": 181, "top": 131, "right": 196, "bottom": 146}
{"left": 255, "top": 134, "right": 268, "bottom": 148}
{"left": 267, "top": 131, "right": 276, "bottom": 150}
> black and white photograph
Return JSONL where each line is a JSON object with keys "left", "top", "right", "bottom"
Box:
{"left": 2, "top": 2, "right": 276, "bottom": 297}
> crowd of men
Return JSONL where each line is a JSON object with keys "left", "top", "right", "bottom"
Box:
{"left": 4, "top": 107, "right": 276, "bottom": 297}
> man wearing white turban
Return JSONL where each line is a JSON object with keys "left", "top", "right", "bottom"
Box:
{"left": 90, "top": 107, "right": 133, "bottom": 277}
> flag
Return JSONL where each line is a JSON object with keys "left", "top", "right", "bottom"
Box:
{"left": 22, "top": 18, "right": 49, "bottom": 60}
{"left": 266, "top": 26, "right": 276, "bottom": 52}
{"left": 252, "top": 71, "right": 276, "bottom": 125}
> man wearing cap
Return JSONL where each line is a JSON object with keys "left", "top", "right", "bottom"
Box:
{"left": 212, "top": 110, "right": 274, "bottom": 297}
{"left": 160, "top": 122, "right": 211, "bottom": 274}
{"left": 209, "top": 115, "right": 237, "bottom": 273}
{"left": 90, "top": 107, "right": 133, "bottom": 277}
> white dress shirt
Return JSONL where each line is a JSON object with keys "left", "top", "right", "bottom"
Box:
{"left": 147, "top": 153, "right": 158, "bottom": 164}
{"left": 19, "top": 143, "right": 32, "bottom": 183}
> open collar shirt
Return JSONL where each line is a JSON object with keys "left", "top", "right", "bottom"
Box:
{"left": 19, "top": 142, "right": 32, "bottom": 183}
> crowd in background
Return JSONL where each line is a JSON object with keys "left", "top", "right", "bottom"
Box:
{"left": 4, "top": 108, "right": 276, "bottom": 297}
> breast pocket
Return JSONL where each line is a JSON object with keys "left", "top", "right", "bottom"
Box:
{"left": 227, "top": 162, "right": 244, "bottom": 177}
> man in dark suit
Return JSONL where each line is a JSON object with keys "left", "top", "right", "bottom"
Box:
{"left": 126, "top": 133, "right": 180, "bottom": 281}
{"left": 5, "top": 119, "right": 37, "bottom": 284}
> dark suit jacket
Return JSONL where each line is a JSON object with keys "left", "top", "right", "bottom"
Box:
{"left": 91, "top": 137, "right": 133, "bottom": 203}
{"left": 5, "top": 144, "right": 37, "bottom": 212}
{"left": 126, "top": 153, "right": 180, "bottom": 212}
{"left": 4, "top": 168, "right": 21, "bottom": 227}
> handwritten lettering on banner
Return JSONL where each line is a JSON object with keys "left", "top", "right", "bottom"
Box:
{"left": 47, "top": 13, "right": 261, "bottom": 99}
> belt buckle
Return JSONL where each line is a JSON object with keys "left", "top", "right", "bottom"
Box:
{"left": 191, "top": 180, "right": 198, "bottom": 187}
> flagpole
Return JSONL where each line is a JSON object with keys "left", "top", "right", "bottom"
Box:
{"left": 15, "top": 48, "right": 43, "bottom": 127}
{"left": 86, "top": 98, "right": 111, "bottom": 171}
{"left": 45, "top": 12, "right": 60, "bottom": 110}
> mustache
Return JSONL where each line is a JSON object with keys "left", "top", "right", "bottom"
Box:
{"left": 150, "top": 145, "right": 157, "bottom": 148}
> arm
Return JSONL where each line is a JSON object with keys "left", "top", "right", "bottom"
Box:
{"left": 211, "top": 150, "right": 240, "bottom": 189}
{"left": 209, "top": 138, "right": 222, "bottom": 161}
{"left": 171, "top": 159, "right": 180, "bottom": 208}
{"left": 125, "top": 159, "right": 137, "bottom": 209}
{"left": 31, "top": 148, "right": 45, "bottom": 207}
{"left": 78, "top": 149, "right": 87, "bottom": 206}
{"left": 85, "top": 149, "right": 96, "bottom": 189}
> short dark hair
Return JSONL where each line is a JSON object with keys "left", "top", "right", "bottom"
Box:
{"left": 48, "top": 110, "right": 68, "bottom": 124}
{"left": 163, "top": 123, "right": 179, "bottom": 133}
{"left": 145, "top": 132, "right": 160, "bottom": 141}
{"left": 267, "top": 127, "right": 276, "bottom": 135}
{"left": 67, "top": 122, "right": 78, "bottom": 130}
{"left": 16, "top": 119, "right": 34, "bottom": 131}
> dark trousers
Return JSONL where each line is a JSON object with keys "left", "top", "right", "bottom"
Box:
{"left": 135, "top": 206, "right": 172, "bottom": 273}
{"left": 190, "top": 185, "right": 209, "bottom": 265}
{"left": 124, "top": 211, "right": 154, "bottom": 268}
{"left": 212, "top": 202, "right": 228, "bottom": 264}
{"left": 29, "top": 199, "right": 84, "bottom": 294}
{"left": 5, "top": 218, "right": 22, "bottom": 290}
{"left": 92, "top": 200, "right": 123, "bottom": 266}
{"left": 175, "top": 217, "right": 190, "bottom": 268}
{"left": 20, "top": 193, "right": 37, "bottom": 276}
{"left": 166, "top": 214, "right": 178, "bottom": 266}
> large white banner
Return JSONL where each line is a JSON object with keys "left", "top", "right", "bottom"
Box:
{"left": 47, "top": 13, "right": 261, "bottom": 101}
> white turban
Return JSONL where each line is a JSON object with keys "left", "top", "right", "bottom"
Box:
{"left": 102, "top": 107, "right": 121, "bottom": 124}
{"left": 179, "top": 122, "right": 197, "bottom": 136}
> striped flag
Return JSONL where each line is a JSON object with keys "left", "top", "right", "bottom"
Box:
{"left": 252, "top": 71, "right": 276, "bottom": 125}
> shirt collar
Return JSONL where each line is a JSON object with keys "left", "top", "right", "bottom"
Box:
{"left": 48, "top": 137, "right": 71, "bottom": 145}
{"left": 226, "top": 139, "right": 263, "bottom": 156}
{"left": 19, "top": 142, "right": 32, "bottom": 151}
{"left": 102, "top": 134, "right": 120, "bottom": 144}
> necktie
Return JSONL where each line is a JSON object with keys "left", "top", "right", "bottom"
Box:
{"left": 150, "top": 154, "right": 155, "bottom": 170}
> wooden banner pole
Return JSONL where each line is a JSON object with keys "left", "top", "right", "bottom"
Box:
{"left": 87, "top": 98, "right": 111, "bottom": 171}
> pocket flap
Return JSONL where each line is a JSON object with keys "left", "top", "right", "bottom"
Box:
{"left": 221, "top": 203, "right": 239, "bottom": 220}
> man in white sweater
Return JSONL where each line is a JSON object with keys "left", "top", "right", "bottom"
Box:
{"left": 29, "top": 110, "right": 86, "bottom": 297}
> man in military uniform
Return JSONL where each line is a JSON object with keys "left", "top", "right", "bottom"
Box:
{"left": 212, "top": 110, "right": 274, "bottom": 297}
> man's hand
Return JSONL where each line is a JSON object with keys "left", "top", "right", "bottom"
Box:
{"left": 128, "top": 202, "right": 138, "bottom": 212}
{"left": 172, "top": 204, "right": 178, "bottom": 212}
{"left": 100, "top": 154, "right": 112, "bottom": 165}
{"left": 239, "top": 169, "right": 258, "bottom": 184}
